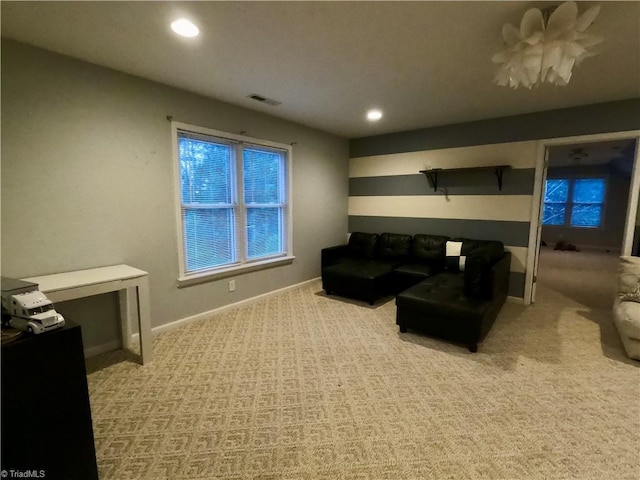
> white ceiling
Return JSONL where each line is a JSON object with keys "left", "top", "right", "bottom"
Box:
{"left": 1, "top": 1, "right": 639, "bottom": 139}
{"left": 548, "top": 138, "right": 636, "bottom": 167}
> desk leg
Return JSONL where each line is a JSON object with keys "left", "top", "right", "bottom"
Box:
{"left": 118, "top": 289, "right": 133, "bottom": 350}
{"left": 136, "top": 278, "right": 153, "bottom": 364}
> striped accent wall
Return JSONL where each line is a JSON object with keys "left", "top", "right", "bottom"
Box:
{"left": 348, "top": 141, "right": 538, "bottom": 298}
{"left": 350, "top": 99, "right": 640, "bottom": 158}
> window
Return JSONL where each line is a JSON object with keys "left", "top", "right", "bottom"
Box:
{"left": 542, "top": 178, "right": 606, "bottom": 228}
{"left": 172, "top": 123, "right": 292, "bottom": 283}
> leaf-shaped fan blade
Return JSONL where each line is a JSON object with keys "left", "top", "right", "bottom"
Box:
{"left": 492, "top": 51, "right": 511, "bottom": 64}
{"left": 578, "top": 34, "right": 604, "bottom": 48}
{"left": 542, "top": 44, "right": 563, "bottom": 72}
{"left": 547, "top": 1, "right": 578, "bottom": 36}
{"left": 526, "top": 43, "right": 544, "bottom": 57}
{"left": 563, "top": 42, "right": 586, "bottom": 59}
{"left": 494, "top": 70, "right": 510, "bottom": 87}
{"left": 523, "top": 52, "right": 541, "bottom": 68}
{"left": 503, "top": 23, "right": 521, "bottom": 46}
{"left": 575, "top": 49, "right": 600, "bottom": 65}
{"left": 575, "top": 4, "right": 600, "bottom": 32}
{"left": 520, "top": 8, "right": 544, "bottom": 38}
{"left": 525, "top": 67, "right": 539, "bottom": 87}
{"left": 523, "top": 31, "right": 544, "bottom": 45}
{"left": 556, "top": 56, "right": 576, "bottom": 82}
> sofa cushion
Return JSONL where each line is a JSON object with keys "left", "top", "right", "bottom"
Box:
{"left": 412, "top": 234, "right": 448, "bottom": 261}
{"left": 393, "top": 262, "right": 441, "bottom": 280}
{"left": 465, "top": 244, "right": 506, "bottom": 293}
{"left": 464, "top": 251, "right": 493, "bottom": 299}
{"left": 348, "top": 232, "right": 378, "bottom": 259}
{"left": 618, "top": 256, "right": 640, "bottom": 294}
{"left": 620, "top": 282, "right": 640, "bottom": 303}
{"left": 411, "top": 234, "right": 448, "bottom": 266}
{"left": 376, "top": 233, "right": 412, "bottom": 261}
{"left": 614, "top": 299, "right": 640, "bottom": 340}
{"left": 322, "top": 258, "right": 397, "bottom": 281}
{"left": 396, "top": 273, "right": 490, "bottom": 321}
{"left": 466, "top": 239, "right": 504, "bottom": 261}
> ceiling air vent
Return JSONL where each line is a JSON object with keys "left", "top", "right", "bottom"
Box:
{"left": 247, "top": 94, "right": 281, "bottom": 106}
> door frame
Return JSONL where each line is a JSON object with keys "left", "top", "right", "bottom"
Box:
{"left": 525, "top": 129, "right": 640, "bottom": 305}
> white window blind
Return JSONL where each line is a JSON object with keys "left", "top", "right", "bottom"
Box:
{"left": 173, "top": 124, "right": 292, "bottom": 281}
{"left": 244, "top": 147, "right": 285, "bottom": 259}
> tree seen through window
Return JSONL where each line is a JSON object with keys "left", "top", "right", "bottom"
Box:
{"left": 542, "top": 178, "right": 606, "bottom": 228}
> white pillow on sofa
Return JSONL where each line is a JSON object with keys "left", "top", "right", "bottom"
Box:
{"left": 445, "top": 241, "right": 466, "bottom": 272}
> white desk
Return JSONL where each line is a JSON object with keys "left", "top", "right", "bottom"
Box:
{"left": 23, "top": 265, "right": 152, "bottom": 364}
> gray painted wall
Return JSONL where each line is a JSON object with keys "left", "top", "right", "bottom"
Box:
{"left": 1, "top": 39, "right": 349, "bottom": 351}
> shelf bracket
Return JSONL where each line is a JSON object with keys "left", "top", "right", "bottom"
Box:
{"left": 420, "top": 165, "right": 509, "bottom": 192}
{"left": 494, "top": 166, "right": 505, "bottom": 191}
{"left": 419, "top": 169, "right": 440, "bottom": 192}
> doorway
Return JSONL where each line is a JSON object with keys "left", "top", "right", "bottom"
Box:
{"left": 526, "top": 132, "right": 640, "bottom": 305}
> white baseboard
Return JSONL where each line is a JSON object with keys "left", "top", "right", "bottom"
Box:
{"left": 86, "top": 277, "right": 322, "bottom": 357}
{"left": 85, "top": 277, "right": 522, "bottom": 359}
{"left": 550, "top": 243, "right": 620, "bottom": 253}
{"left": 84, "top": 339, "right": 121, "bottom": 359}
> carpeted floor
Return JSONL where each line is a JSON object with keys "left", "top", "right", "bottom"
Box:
{"left": 86, "top": 249, "right": 639, "bottom": 479}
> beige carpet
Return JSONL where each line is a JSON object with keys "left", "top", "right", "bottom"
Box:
{"left": 86, "top": 250, "right": 640, "bottom": 480}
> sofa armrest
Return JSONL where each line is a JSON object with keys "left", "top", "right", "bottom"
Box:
{"left": 321, "top": 245, "right": 350, "bottom": 269}
{"left": 464, "top": 250, "right": 511, "bottom": 300}
{"left": 491, "top": 251, "right": 511, "bottom": 300}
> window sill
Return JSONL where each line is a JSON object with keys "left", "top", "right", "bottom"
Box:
{"left": 177, "top": 255, "right": 295, "bottom": 288}
{"left": 543, "top": 225, "right": 602, "bottom": 230}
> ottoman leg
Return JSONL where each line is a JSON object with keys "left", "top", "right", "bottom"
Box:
{"left": 469, "top": 343, "right": 478, "bottom": 353}
{"left": 399, "top": 324, "right": 407, "bottom": 333}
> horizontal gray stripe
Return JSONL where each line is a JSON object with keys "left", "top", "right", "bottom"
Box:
{"left": 350, "top": 99, "right": 640, "bottom": 158}
{"left": 348, "top": 216, "right": 530, "bottom": 247}
{"left": 509, "top": 272, "right": 525, "bottom": 298}
{"left": 350, "top": 169, "right": 535, "bottom": 196}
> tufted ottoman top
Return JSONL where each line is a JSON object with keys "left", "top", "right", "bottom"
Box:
{"left": 395, "top": 272, "right": 490, "bottom": 320}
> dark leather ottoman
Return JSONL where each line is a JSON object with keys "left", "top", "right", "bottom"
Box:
{"left": 322, "top": 232, "right": 413, "bottom": 305}
{"left": 322, "top": 259, "right": 398, "bottom": 305}
{"left": 395, "top": 272, "right": 495, "bottom": 352}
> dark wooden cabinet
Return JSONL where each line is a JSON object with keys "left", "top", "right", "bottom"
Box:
{"left": 1, "top": 321, "right": 99, "bottom": 480}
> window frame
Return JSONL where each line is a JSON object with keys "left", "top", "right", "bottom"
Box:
{"left": 171, "top": 121, "right": 294, "bottom": 287}
{"left": 542, "top": 175, "right": 608, "bottom": 229}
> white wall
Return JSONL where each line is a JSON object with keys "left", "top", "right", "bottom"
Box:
{"left": 1, "top": 39, "right": 349, "bottom": 350}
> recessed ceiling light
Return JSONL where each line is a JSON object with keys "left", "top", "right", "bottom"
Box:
{"left": 366, "top": 109, "right": 383, "bottom": 121}
{"left": 171, "top": 19, "right": 199, "bottom": 37}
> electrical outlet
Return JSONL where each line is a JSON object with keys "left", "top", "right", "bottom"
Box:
{"left": 229, "top": 280, "right": 236, "bottom": 292}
